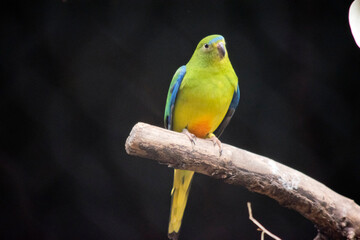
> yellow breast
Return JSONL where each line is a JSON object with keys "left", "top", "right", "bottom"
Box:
{"left": 172, "top": 78, "right": 234, "bottom": 138}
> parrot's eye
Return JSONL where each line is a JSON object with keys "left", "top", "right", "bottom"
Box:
{"left": 204, "top": 43, "right": 209, "bottom": 49}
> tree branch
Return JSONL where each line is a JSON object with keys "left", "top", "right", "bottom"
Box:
{"left": 125, "top": 122, "right": 360, "bottom": 239}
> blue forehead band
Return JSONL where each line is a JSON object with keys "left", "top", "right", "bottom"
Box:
{"left": 208, "top": 35, "right": 224, "bottom": 45}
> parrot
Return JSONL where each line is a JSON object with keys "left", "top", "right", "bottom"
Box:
{"left": 164, "top": 34, "right": 240, "bottom": 240}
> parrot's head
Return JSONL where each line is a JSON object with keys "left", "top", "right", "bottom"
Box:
{"left": 189, "top": 34, "right": 228, "bottom": 67}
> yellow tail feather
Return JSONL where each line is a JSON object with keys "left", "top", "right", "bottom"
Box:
{"left": 168, "top": 169, "right": 194, "bottom": 239}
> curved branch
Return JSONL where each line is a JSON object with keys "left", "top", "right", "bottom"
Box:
{"left": 125, "top": 122, "right": 360, "bottom": 240}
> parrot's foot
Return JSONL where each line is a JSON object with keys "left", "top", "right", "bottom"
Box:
{"left": 181, "top": 128, "right": 196, "bottom": 145}
{"left": 206, "top": 133, "right": 223, "bottom": 156}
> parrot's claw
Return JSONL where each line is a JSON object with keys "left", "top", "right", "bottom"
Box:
{"left": 182, "top": 128, "right": 197, "bottom": 146}
{"left": 207, "top": 134, "right": 223, "bottom": 156}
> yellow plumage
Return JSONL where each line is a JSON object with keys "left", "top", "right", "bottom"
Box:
{"left": 168, "top": 169, "right": 194, "bottom": 235}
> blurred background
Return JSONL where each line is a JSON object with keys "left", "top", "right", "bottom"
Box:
{"left": 1, "top": 0, "right": 360, "bottom": 239}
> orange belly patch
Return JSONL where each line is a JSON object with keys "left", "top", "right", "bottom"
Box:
{"left": 187, "top": 118, "right": 212, "bottom": 138}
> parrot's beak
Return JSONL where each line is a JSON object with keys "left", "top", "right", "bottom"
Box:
{"left": 217, "top": 42, "right": 226, "bottom": 59}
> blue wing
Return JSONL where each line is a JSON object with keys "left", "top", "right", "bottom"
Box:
{"left": 164, "top": 65, "right": 186, "bottom": 130}
{"left": 214, "top": 84, "right": 240, "bottom": 137}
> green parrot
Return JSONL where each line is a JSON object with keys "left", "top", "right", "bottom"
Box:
{"left": 164, "top": 34, "right": 240, "bottom": 239}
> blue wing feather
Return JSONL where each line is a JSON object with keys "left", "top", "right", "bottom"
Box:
{"left": 164, "top": 65, "right": 186, "bottom": 130}
{"left": 230, "top": 85, "right": 240, "bottom": 109}
{"left": 214, "top": 84, "right": 240, "bottom": 137}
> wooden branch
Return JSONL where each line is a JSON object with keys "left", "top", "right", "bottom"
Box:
{"left": 125, "top": 122, "right": 360, "bottom": 240}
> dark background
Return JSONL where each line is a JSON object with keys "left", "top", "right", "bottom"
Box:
{"left": 1, "top": 0, "right": 360, "bottom": 239}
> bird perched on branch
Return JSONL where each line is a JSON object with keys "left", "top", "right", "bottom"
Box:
{"left": 164, "top": 34, "right": 240, "bottom": 239}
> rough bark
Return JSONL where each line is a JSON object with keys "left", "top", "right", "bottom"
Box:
{"left": 125, "top": 122, "right": 360, "bottom": 240}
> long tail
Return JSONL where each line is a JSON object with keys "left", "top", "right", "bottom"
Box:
{"left": 168, "top": 169, "right": 194, "bottom": 240}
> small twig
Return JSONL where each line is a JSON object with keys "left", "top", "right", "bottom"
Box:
{"left": 247, "top": 202, "right": 281, "bottom": 240}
